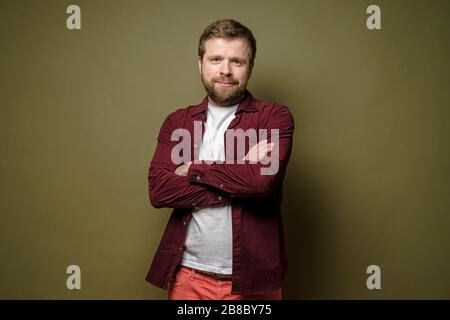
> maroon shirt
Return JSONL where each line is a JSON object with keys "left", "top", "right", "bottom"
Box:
{"left": 145, "top": 90, "right": 295, "bottom": 295}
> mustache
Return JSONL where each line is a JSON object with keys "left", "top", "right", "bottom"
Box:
{"left": 213, "top": 77, "right": 239, "bottom": 85}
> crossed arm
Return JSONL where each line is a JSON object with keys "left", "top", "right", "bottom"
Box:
{"left": 174, "top": 139, "right": 274, "bottom": 175}
{"left": 148, "top": 105, "right": 294, "bottom": 209}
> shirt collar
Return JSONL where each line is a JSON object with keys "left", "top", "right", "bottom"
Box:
{"left": 189, "top": 90, "right": 257, "bottom": 117}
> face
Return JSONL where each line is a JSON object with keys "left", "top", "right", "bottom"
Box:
{"left": 198, "top": 37, "right": 253, "bottom": 107}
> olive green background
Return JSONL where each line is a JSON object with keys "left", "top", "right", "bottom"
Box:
{"left": 1, "top": 0, "right": 449, "bottom": 299}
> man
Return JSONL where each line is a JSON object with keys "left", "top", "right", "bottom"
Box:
{"left": 145, "top": 19, "right": 294, "bottom": 300}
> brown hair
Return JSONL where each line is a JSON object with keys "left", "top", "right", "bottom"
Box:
{"left": 198, "top": 19, "right": 257, "bottom": 65}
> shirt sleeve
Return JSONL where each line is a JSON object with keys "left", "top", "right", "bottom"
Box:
{"left": 187, "top": 104, "right": 295, "bottom": 198}
{"left": 148, "top": 111, "right": 230, "bottom": 209}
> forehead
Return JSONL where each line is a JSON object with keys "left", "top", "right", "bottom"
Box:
{"left": 203, "top": 37, "right": 251, "bottom": 60}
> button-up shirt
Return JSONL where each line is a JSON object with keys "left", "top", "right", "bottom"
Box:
{"left": 145, "top": 90, "right": 295, "bottom": 295}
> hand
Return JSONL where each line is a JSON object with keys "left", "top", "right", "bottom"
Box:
{"left": 175, "top": 162, "right": 192, "bottom": 176}
{"left": 243, "top": 139, "right": 274, "bottom": 162}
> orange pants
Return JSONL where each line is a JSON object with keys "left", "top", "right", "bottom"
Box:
{"left": 168, "top": 266, "right": 282, "bottom": 300}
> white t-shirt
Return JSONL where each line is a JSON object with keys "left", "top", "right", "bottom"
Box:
{"left": 180, "top": 102, "right": 238, "bottom": 275}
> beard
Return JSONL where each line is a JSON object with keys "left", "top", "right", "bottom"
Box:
{"left": 201, "top": 73, "right": 248, "bottom": 106}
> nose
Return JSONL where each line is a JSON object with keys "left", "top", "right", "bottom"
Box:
{"left": 220, "top": 61, "right": 232, "bottom": 76}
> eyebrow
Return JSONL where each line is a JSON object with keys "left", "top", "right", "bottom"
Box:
{"left": 207, "top": 55, "right": 247, "bottom": 63}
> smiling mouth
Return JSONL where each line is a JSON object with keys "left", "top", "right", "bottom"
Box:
{"left": 216, "top": 82, "right": 237, "bottom": 87}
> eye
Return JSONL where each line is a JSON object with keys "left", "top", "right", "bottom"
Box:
{"left": 210, "top": 57, "right": 221, "bottom": 63}
{"left": 232, "top": 59, "right": 243, "bottom": 66}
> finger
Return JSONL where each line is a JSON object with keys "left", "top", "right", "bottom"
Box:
{"left": 253, "top": 139, "right": 268, "bottom": 148}
{"left": 257, "top": 143, "right": 275, "bottom": 160}
{"left": 243, "top": 140, "right": 267, "bottom": 160}
{"left": 256, "top": 146, "right": 271, "bottom": 160}
{"left": 261, "top": 143, "right": 274, "bottom": 153}
{"left": 257, "top": 139, "right": 268, "bottom": 145}
{"left": 249, "top": 140, "right": 268, "bottom": 153}
{"left": 243, "top": 140, "right": 271, "bottom": 161}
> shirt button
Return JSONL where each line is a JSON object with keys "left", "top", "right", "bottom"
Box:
{"left": 183, "top": 220, "right": 187, "bottom": 226}
{"left": 179, "top": 246, "right": 183, "bottom": 251}
{"left": 196, "top": 175, "right": 201, "bottom": 180}
{"left": 220, "top": 184, "right": 224, "bottom": 188}
{"left": 218, "top": 196, "right": 223, "bottom": 201}
{"left": 194, "top": 144, "right": 198, "bottom": 148}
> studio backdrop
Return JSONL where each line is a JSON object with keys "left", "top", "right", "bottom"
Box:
{"left": 1, "top": 0, "right": 449, "bottom": 299}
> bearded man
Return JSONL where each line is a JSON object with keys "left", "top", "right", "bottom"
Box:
{"left": 145, "top": 19, "right": 295, "bottom": 300}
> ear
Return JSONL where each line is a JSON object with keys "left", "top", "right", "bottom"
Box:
{"left": 197, "top": 56, "right": 203, "bottom": 74}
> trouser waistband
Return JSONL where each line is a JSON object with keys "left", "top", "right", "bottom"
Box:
{"left": 181, "top": 266, "right": 233, "bottom": 279}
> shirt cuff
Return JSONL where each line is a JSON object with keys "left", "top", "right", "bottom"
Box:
{"left": 187, "top": 162, "right": 211, "bottom": 184}
{"left": 188, "top": 162, "right": 230, "bottom": 204}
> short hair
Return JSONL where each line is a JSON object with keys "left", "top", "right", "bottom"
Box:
{"left": 198, "top": 19, "right": 257, "bottom": 65}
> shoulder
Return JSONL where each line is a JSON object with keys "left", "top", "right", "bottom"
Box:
{"left": 165, "top": 94, "right": 209, "bottom": 120}
{"left": 164, "top": 106, "right": 190, "bottom": 121}
{"left": 161, "top": 102, "right": 201, "bottom": 127}
{"left": 253, "top": 97, "right": 295, "bottom": 125}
